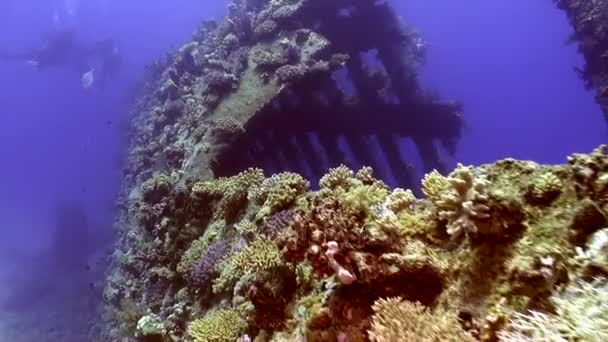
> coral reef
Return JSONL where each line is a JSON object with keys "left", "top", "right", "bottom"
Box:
{"left": 104, "top": 139, "right": 608, "bottom": 341}
{"left": 101, "top": 0, "right": 608, "bottom": 341}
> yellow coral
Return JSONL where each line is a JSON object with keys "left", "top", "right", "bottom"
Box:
{"left": 341, "top": 183, "right": 389, "bottom": 216}
{"left": 368, "top": 297, "right": 474, "bottom": 342}
{"left": 188, "top": 309, "right": 247, "bottom": 342}
{"left": 319, "top": 164, "right": 355, "bottom": 191}
{"left": 387, "top": 188, "right": 417, "bottom": 213}
{"left": 356, "top": 166, "right": 382, "bottom": 186}
{"left": 235, "top": 218, "right": 256, "bottom": 235}
{"left": 192, "top": 168, "right": 264, "bottom": 198}
{"left": 213, "top": 237, "right": 284, "bottom": 293}
{"left": 192, "top": 168, "right": 265, "bottom": 220}
{"left": 251, "top": 172, "right": 310, "bottom": 219}
{"left": 422, "top": 169, "right": 452, "bottom": 203}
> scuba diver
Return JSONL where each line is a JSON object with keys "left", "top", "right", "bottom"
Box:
{"left": 0, "top": 28, "right": 122, "bottom": 89}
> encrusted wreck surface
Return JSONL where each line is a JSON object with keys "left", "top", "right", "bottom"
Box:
{"left": 102, "top": 0, "right": 608, "bottom": 341}
{"left": 122, "top": 0, "right": 463, "bottom": 197}
{"left": 555, "top": 0, "right": 608, "bottom": 125}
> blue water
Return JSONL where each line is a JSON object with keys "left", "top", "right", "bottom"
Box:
{"left": 0, "top": 0, "right": 604, "bottom": 340}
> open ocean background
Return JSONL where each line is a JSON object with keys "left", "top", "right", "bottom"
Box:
{"left": 0, "top": 0, "right": 604, "bottom": 340}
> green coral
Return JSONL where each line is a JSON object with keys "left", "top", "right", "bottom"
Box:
{"left": 235, "top": 218, "right": 256, "bottom": 236}
{"left": 213, "top": 237, "right": 284, "bottom": 293}
{"left": 387, "top": 188, "right": 417, "bottom": 213}
{"left": 192, "top": 168, "right": 265, "bottom": 221}
{"left": 422, "top": 169, "right": 452, "bottom": 203}
{"left": 394, "top": 209, "right": 435, "bottom": 238}
{"left": 319, "top": 164, "right": 356, "bottom": 191}
{"left": 341, "top": 183, "right": 389, "bottom": 217}
{"left": 187, "top": 309, "right": 247, "bottom": 342}
{"left": 251, "top": 172, "right": 310, "bottom": 219}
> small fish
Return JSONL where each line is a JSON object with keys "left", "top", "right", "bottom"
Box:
{"left": 81, "top": 69, "right": 95, "bottom": 89}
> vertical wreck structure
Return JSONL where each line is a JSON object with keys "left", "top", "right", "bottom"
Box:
{"left": 124, "top": 0, "right": 462, "bottom": 193}
{"left": 555, "top": 0, "right": 608, "bottom": 125}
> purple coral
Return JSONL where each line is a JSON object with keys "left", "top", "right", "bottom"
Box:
{"left": 260, "top": 209, "right": 296, "bottom": 239}
{"left": 191, "top": 239, "right": 231, "bottom": 287}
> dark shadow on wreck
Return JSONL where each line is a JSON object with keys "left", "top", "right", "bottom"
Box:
{"left": 0, "top": 202, "right": 114, "bottom": 341}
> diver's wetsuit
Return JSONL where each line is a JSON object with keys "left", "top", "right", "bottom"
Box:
{"left": 0, "top": 29, "right": 90, "bottom": 72}
{"left": 0, "top": 29, "right": 122, "bottom": 87}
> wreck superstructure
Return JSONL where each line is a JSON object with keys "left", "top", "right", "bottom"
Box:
{"left": 124, "top": 0, "right": 462, "bottom": 194}
{"left": 555, "top": 0, "right": 608, "bottom": 125}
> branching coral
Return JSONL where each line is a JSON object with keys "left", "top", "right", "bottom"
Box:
{"left": 260, "top": 209, "right": 297, "bottom": 239}
{"left": 368, "top": 297, "right": 474, "bottom": 342}
{"left": 386, "top": 188, "right": 417, "bottom": 213}
{"left": 191, "top": 239, "right": 232, "bottom": 288}
{"left": 192, "top": 168, "right": 265, "bottom": 221}
{"left": 177, "top": 220, "right": 227, "bottom": 278}
{"left": 249, "top": 172, "right": 310, "bottom": 219}
{"left": 319, "top": 165, "right": 356, "bottom": 192}
{"left": 422, "top": 164, "right": 491, "bottom": 238}
{"left": 188, "top": 309, "right": 247, "bottom": 342}
{"left": 213, "top": 237, "right": 285, "bottom": 293}
{"left": 141, "top": 173, "right": 173, "bottom": 204}
{"left": 498, "top": 280, "right": 608, "bottom": 341}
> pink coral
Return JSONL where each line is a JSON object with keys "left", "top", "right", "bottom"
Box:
{"left": 325, "top": 241, "right": 357, "bottom": 285}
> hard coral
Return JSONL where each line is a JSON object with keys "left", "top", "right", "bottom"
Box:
{"left": 423, "top": 164, "right": 491, "bottom": 238}
{"left": 141, "top": 173, "right": 173, "bottom": 204}
{"left": 177, "top": 220, "right": 226, "bottom": 278}
{"left": 498, "top": 280, "right": 608, "bottom": 341}
{"left": 188, "top": 309, "right": 247, "bottom": 342}
{"left": 368, "top": 297, "right": 474, "bottom": 342}
{"left": 253, "top": 19, "right": 279, "bottom": 39}
{"left": 319, "top": 165, "right": 356, "bottom": 192}
{"left": 277, "top": 196, "right": 366, "bottom": 279}
{"left": 250, "top": 172, "right": 310, "bottom": 219}
{"left": 192, "top": 168, "right": 265, "bottom": 221}
{"left": 213, "top": 237, "right": 284, "bottom": 293}
{"left": 260, "top": 209, "right": 297, "bottom": 239}
{"left": 191, "top": 239, "right": 232, "bottom": 288}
